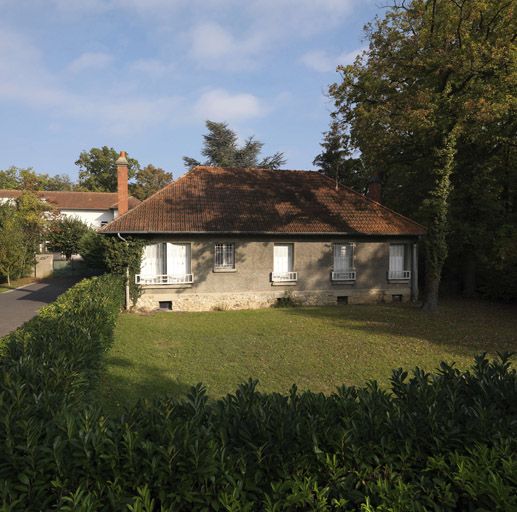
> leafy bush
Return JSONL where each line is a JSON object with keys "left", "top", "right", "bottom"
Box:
{"left": 0, "top": 278, "right": 515, "bottom": 509}
{"left": 1, "top": 343, "right": 515, "bottom": 508}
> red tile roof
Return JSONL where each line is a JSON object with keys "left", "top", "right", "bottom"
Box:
{"left": 0, "top": 189, "right": 140, "bottom": 211}
{"left": 100, "top": 167, "right": 426, "bottom": 236}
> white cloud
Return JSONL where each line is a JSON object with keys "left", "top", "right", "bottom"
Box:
{"left": 300, "top": 47, "right": 366, "bottom": 72}
{"left": 194, "top": 89, "right": 267, "bottom": 121}
{"left": 188, "top": 22, "right": 266, "bottom": 70}
{"left": 68, "top": 51, "right": 113, "bottom": 73}
{"left": 0, "top": 27, "right": 182, "bottom": 135}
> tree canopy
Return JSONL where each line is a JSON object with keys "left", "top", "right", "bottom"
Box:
{"left": 325, "top": 0, "right": 516, "bottom": 309}
{"left": 0, "top": 192, "right": 50, "bottom": 285}
{"left": 183, "top": 121, "right": 286, "bottom": 171}
{"left": 0, "top": 167, "right": 75, "bottom": 191}
{"left": 75, "top": 146, "right": 141, "bottom": 192}
{"left": 130, "top": 165, "right": 173, "bottom": 201}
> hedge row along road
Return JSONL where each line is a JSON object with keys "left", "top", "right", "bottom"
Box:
{"left": 1, "top": 276, "right": 516, "bottom": 510}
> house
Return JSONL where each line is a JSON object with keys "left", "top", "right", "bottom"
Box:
{"left": 0, "top": 188, "right": 140, "bottom": 228}
{"left": 100, "top": 152, "right": 426, "bottom": 311}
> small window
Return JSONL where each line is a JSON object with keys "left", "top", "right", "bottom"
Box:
{"left": 158, "top": 300, "right": 172, "bottom": 311}
{"left": 100, "top": 220, "right": 109, "bottom": 226}
{"left": 337, "top": 296, "right": 349, "bottom": 305}
{"left": 214, "top": 243, "right": 235, "bottom": 270}
{"left": 392, "top": 294, "right": 403, "bottom": 303}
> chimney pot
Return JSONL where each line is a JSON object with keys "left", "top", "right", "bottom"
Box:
{"left": 116, "top": 150, "right": 129, "bottom": 216}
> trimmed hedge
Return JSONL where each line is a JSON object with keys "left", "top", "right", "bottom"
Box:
{"left": 0, "top": 279, "right": 516, "bottom": 510}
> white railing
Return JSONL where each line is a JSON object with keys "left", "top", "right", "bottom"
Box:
{"left": 332, "top": 271, "right": 356, "bottom": 281}
{"left": 388, "top": 270, "right": 411, "bottom": 280}
{"left": 135, "top": 274, "right": 194, "bottom": 285}
{"left": 271, "top": 271, "right": 298, "bottom": 282}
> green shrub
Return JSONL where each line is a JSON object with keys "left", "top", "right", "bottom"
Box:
{"left": 0, "top": 278, "right": 515, "bottom": 510}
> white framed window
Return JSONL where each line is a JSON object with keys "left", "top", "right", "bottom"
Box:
{"left": 272, "top": 243, "right": 297, "bottom": 282}
{"left": 214, "top": 243, "right": 235, "bottom": 270}
{"left": 388, "top": 244, "right": 411, "bottom": 280}
{"left": 332, "top": 243, "right": 356, "bottom": 281}
{"left": 136, "top": 242, "right": 192, "bottom": 285}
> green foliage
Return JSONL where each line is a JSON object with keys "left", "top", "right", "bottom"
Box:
{"left": 0, "top": 205, "right": 27, "bottom": 285}
{"left": 0, "top": 166, "right": 75, "bottom": 191}
{"left": 78, "top": 230, "right": 108, "bottom": 271}
{"left": 47, "top": 217, "right": 90, "bottom": 260}
{"left": 184, "top": 120, "right": 286, "bottom": 171}
{"left": 0, "top": 340, "right": 515, "bottom": 510}
{"left": 130, "top": 164, "right": 173, "bottom": 200}
{"left": 76, "top": 146, "right": 140, "bottom": 192}
{"left": 0, "top": 193, "right": 50, "bottom": 284}
{"left": 313, "top": 121, "right": 369, "bottom": 193}
{"left": 273, "top": 291, "right": 298, "bottom": 308}
{"left": 102, "top": 235, "right": 145, "bottom": 305}
{"left": 327, "top": 0, "right": 515, "bottom": 308}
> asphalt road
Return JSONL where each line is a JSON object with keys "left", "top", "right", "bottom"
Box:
{"left": 0, "top": 277, "right": 79, "bottom": 338}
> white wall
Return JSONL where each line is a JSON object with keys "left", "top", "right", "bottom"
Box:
{"left": 60, "top": 209, "right": 115, "bottom": 228}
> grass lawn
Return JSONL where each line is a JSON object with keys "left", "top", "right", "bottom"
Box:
{"left": 0, "top": 276, "right": 36, "bottom": 293}
{"left": 100, "top": 299, "right": 517, "bottom": 412}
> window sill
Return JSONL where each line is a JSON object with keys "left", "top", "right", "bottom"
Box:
{"left": 271, "top": 281, "right": 297, "bottom": 286}
{"left": 213, "top": 268, "right": 237, "bottom": 273}
{"left": 141, "top": 283, "right": 193, "bottom": 289}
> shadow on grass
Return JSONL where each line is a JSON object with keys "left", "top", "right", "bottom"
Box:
{"left": 281, "top": 299, "right": 517, "bottom": 358}
{"left": 98, "top": 356, "right": 192, "bottom": 414}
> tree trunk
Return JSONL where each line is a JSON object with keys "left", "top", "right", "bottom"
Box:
{"left": 421, "top": 129, "right": 458, "bottom": 312}
{"left": 462, "top": 252, "right": 476, "bottom": 297}
{"left": 7, "top": 274, "right": 10, "bottom": 287}
{"left": 422, "top": 271, "right": 440, "bottom": 311}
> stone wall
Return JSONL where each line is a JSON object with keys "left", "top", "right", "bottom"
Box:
{"left": 136, "top": 288, "right": 411, "bottom": 312}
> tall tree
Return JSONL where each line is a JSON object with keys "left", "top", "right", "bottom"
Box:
{"left": 47, "top": 217, "right": 90, "bottom": 260}
{"left": 0, "top": 167, "right": 75, "bottom": 191}
{"left": 183, "top": 121, "right": 286, "bottom": 170}
{"left": 0, "top": 193, "right": 50, "bottom": 284}
{"left": 76, "top": 147, "right": 140, "bottom": 192}
{"left": 130, "top": 165, "right": 173, "bottom": 200}
{"left": 313, "top": 121, "right": 369, "bottom": 192}
{"left": 328, "top": 0, "right": 515, "bottom": 310}
{"left": 0, "top": 205, "right": 26, "bottom": 286}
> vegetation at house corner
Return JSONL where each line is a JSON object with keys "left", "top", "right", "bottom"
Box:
{"left": 101, "top": 300, "right": 517, "bottom": 409}
{"left": 321, "top": 0, "right": 516, "bottom": 307}
{"left": 183, "top": 120, "right": 286, "bottom": 171}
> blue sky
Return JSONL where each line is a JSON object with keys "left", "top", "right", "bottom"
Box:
{"left": 0, "top": 0, "right": 380, "bottom": 180}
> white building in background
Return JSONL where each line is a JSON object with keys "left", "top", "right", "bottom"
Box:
{"left": 0, "top": 189, "right": 140, "bottom": 228}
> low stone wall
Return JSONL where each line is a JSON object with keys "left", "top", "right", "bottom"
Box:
{"left": 136, "top": 287, "right": 411, "bottom": 312}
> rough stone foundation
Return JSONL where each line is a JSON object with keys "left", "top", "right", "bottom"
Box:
{"left": 135, "top": 288, "right": 411, "bottom": 312}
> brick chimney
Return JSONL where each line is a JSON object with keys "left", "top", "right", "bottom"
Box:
{"left": 116, "top": 150, "right": 129, "bottom": 216}
{"left": 366, "top": 174, "right": 382, "bottom": 203}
